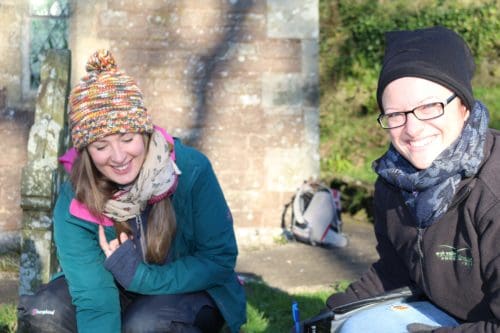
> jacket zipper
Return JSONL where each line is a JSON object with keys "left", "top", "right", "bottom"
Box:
{"left": 136, "top": 215, "right": 147, "bottom": 262}
{"left": 447, "top": 184, "right": 473, "bottom": 210}
{"left": 416, "top": 227, "right": 428, "bottom": 293}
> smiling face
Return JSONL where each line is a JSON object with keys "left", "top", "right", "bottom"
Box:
{"left": 87, "top": 133, "right": 147, "bottom": 185}
{"left": 381, "top": 77, "right": 470, "bottom": 169}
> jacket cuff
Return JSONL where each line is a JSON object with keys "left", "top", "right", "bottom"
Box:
{"left": 326, "top": 291, "right": 359, "bottom": 310}
{"left": 104, "top": 240, "right": 141, "bottom": 289}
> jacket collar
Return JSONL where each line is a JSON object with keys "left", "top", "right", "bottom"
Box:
{"left": 69, "top": 199, "right": 114, "bottom": 226}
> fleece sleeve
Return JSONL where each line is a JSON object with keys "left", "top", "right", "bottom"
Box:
{"left": 53, "top": 182, "right": 121, "bottom": 333}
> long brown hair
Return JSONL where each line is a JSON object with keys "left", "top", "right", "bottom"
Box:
{"left": 70, "top": 134, "right": 176, "bottom": 264}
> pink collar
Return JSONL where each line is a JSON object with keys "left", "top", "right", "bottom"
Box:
{"left": 69, "top": 199, "right": 114, "bottom": 226}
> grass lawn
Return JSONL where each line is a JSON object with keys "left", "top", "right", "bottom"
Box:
{"left": 0, "top": 303, "right": 16, "bottom": 333}
{"left": 242, "top": 281, "right": 341, "bottom": 332}
{"left": 0, "top": 280, "right": 344, "bottom": 333}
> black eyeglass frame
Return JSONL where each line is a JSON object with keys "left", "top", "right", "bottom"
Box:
{"left": 377, "top": 93, "right": 457, "bottom": 129}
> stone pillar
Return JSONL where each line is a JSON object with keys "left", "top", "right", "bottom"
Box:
{"left": 18, "top": 49, "right": 71, "bottom": 295}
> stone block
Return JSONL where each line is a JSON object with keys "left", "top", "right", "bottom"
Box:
{"left": 0, "top": 74, "right": 22, "bottom": 107}
{"left": 219, "top": 42, "right": 258, "bottom": 63}
{"left": 225, "top": 13, "right": 267, "bottom": 43}
{"left": 211, "top": 106, "right": 264, "bottom": 130}
{"left": 20, "top": 164, "right": 55, "bottom": 211}
{"left": 304, "top": 106, "right": 320, "bottom": 147}
{"left": 264, "top": 147, "right": 319, "bottom": 192}
{"left": 267, "top": 0, "right": 318, "bottom": 39}
{"left": 224, "top": 189, "right": 263, "bottom": 227}
{"left": 0, "top": 230, "right": 20, "bottom": 254}
{"left": 221, "top": 0, "right": 266, "bottom": 14}
{"left": 22, "top": 211, "right": 53, "bottom": 230}
{"left": 302, "top": 40, "right": 320, "bottom": 107}
{"left": 255, "top": 57, "right": 302, "bottom": 73}
{"left": 179, "top": 8, "right": 221, "bottom": 29}
{"left": 0, "top": 47, "right": 21, "bottom": 75}
{"left": 301, "top": 39, "right": 319, "bottom": 75}
{"left": 108, "top": 0, "right": 180, "bottom": 11}
{"left": 0, "top": 113, "right": 30, "bottom": 166}
{"left": 257, "top": 39, "right": 302, "bottom": 59}
{"left": 0, "top": 167, "right": 22, "bottom": 230}
{"left": 180, "top": 0, "right": 222, "bottom": 10}
{"left": 26, "top": 117, "right": 64, "bottom": 163}
{"left": 263, "top": 113, "right": 305, "bottom": 148}
{"left": 18, "top": 228, "right": 56, "bottom": 295}
{"left": 262, "top": 73, "right": 304, "bottom": 108}
{"left": 0, "top": 87, "right": 5, "bottom": 110}
{"left": 0, "top": 5, "right": 19, "bottom": 30}
{"left": 35, "top": 49, "right": 70, "bottom": 125}
{"left": 218, "top": 170, "right": 264, "bottom": 192}
{"left": 98, "top": 10, "right": 128, "bottom": 29}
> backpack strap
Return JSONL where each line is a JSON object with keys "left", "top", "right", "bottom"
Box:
{"left": 281, "top": 195, "right": 295, "bottom": 230}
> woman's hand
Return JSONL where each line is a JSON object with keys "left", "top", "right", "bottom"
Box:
{"left": 98, "top": 225, "right": 129, "bottom": 258}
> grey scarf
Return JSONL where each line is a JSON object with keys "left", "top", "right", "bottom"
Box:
{"left": 373, "top": 101, "right": 489, "bottom": 227}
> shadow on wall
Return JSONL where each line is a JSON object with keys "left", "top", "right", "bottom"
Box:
{"left": 112, "top": 2, "right": 256, "bottom": 149}
{"left": 189, "top": 2, "right": 255, "bottom": 147}
{"left": 18, "top": 238, "right": 42, "bottom": 295}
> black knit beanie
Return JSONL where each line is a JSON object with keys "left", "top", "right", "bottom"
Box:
{"left": 376, "top": 26, "right": 475, "bottom": 112}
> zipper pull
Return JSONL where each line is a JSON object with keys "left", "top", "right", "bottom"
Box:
{"left": 417, "top": 228, "right": 424, "bottom": 259}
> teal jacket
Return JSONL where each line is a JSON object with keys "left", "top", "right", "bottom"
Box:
{"left": 53, "top": 132, "right": 246, "bottom": 333}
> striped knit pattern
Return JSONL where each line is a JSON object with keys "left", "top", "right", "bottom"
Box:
{"left": 69, "top": 49, "right": 153, "bottom": 149}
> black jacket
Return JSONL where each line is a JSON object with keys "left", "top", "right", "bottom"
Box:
{"left": 327, "top": 129, "right": 500, "bottom": 332}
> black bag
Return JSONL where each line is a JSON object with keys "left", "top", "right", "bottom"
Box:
{"left": 17, "top": 277, "right": 77, "bottom": 333}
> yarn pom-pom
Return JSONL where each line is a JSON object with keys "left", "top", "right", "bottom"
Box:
{"left": 85, "top": 49, "right": 117, "bottom": 74}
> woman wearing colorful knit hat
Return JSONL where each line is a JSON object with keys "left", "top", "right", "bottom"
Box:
{"left": 20, "top": 50, "right": 246, "bottom": 333}
{"left": 300, "top": 26, "right": 500, "bottom": 332}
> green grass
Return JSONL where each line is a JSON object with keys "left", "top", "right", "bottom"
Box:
{"left": 0, "top": 303, "right": 16, "bottom": 333}
{"left": 242, "top": 282, "right": 337, "bottom": 332}
{"left": 0, "top": 281, "right": 348, "bottom": 333}
{"left": 474, "top": 85, "right": 500, "bottom": 130}
{"left": 243, "top": 281, "right": 349, "bottom": 332}
{"left": 0, "top": 252, "right": 20, "bottom": 274}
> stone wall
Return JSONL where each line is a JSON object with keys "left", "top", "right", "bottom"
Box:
{"left": 0, "top": 1, "right": 29, "bottom": 108}
{"left": 0, "top": 0, "right": 319, "bottom": 246}
{"left": 0, "top": 106, "right": 33, "bottom": 251}
{"left": 0, "top": 1, "right": 32, "bottom": 251}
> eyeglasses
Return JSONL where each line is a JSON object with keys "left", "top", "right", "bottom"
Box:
{"left": 377, "top": 93, "right": 457, "bottom": 129}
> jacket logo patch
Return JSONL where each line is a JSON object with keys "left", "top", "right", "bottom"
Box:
{"left": 435, "top": 245, "right": 472, "bottom": 268}
{"left": 31, "top": 308, "right": 56, "bottom": 316}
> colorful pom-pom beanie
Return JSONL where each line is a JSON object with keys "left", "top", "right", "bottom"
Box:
{"left": 68, "top": 49, "right": 153, "bottom": 150}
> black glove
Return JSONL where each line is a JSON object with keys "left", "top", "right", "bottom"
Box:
{"left": 407, "top": 322, "right": 439, "bottom": 333}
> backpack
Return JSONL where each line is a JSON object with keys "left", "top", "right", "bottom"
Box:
{"left": 281, "top": 180, "right": 348, "bottom": 248}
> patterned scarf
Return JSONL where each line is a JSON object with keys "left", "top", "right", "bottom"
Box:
{"left": 373, "top": 101, "right": 489, "bottom": 228}
{"left": 104, "top": 130, "right": 181, "bottom": 222}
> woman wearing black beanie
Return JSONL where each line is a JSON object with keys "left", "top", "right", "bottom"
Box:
{"left": 323, "top": 26, "right": 500, "bottom": 332}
